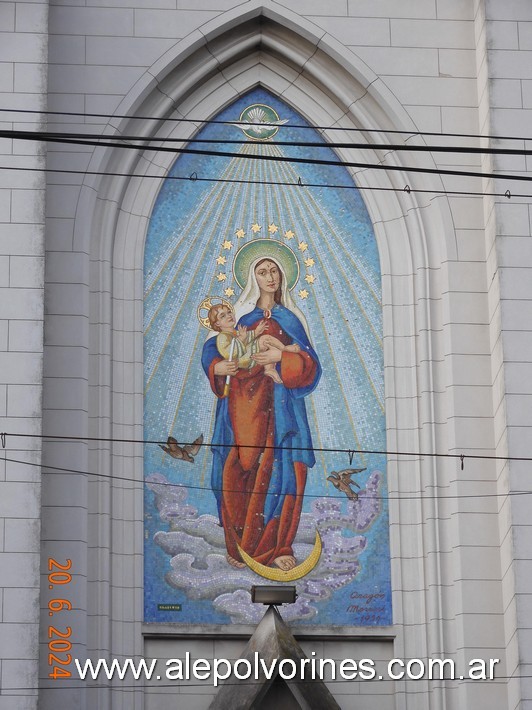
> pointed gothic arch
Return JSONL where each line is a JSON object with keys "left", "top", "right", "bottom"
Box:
{"left": 64, "top": 7, "right": 459, "bottom": 708}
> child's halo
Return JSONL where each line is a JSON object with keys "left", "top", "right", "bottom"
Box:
{"left": 197, "top": 296, "right": 235, "bottom": 330}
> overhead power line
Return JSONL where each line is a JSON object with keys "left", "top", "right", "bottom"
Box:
{"left": 1, "top": 128, "right": 532, "bottom": 183}
{"left": 1, "top": 430, "right": 526, "bottom": 464}
{"left": 2, "top": 456, "right": 525, "bottom": 502}
{"left": 2, "top": 105, "right": 532, "bottom": 143}
{"left": 2, "top": 164, "right": 528, "bottom": 200}
{"left": 2, "top": 163, "right": 527, "bottom": 199}
{"left": 2, "top": 128, "right": 532, "bottom": 156}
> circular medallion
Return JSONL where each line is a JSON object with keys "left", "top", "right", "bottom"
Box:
{"left": 236, "top": 104, "right": 287, "bottom": 141}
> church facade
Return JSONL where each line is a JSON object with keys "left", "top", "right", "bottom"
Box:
{"left": 1, "top": 1, "right": 532, "bottom": 708}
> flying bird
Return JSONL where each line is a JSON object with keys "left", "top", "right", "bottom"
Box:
{"left": 327, "top": 468, "right": 366, "bottom": 501}
{"left": 233, "top": 106, "right": 288, "bottom": 135}
{"left": 159, "top": 434, "right": 204, "bottom": 463}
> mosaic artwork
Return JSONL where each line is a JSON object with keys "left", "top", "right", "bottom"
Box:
{"left": 144, "top": 88, "right": 392, "bottom": 627}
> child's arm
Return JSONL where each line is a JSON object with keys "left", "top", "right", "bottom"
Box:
{"left": 251, "top": 319, "right": 268, "bottom": 341}
{"left": 236, "top": 325, "right": 249, "bottom": 344}
{"left": 215, "top": 332, "right": 233, "bottom": 359}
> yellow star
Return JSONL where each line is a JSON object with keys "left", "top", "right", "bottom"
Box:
{"left": 304, "top": 257, "right": 315, "bottom": 267}
{"left": 305, "top": 274, "right": 316, "bottom": 284}
{"left": 268, "top": 223, "right": 278, "bottom": 234}
{"left": 216, "top": 272, "right": 227, "bottom": 282}
{"left": 224, "top": 287, "right": 235, "bottom": 297}
{"left": 298, "top": 241, "right": 308, "bottom": 253}
{"left": 251, "top": 223, "right": 261, "bottom": 233}
{"left": 298, "top": 289, "right": 309, "bottom": 299}
{"left": 284, "top": 230, "right": 295, "bottom": 240}
{"left": 235, "top": 228, "right": 245, "bottom": 239}
{"left": 216, "top": 255, "right": 227, "bottom": 265}
{"left": 222, "top": 240, "right": 233, "bottom": 250}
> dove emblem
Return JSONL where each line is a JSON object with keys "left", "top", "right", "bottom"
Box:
{"left": 233, "top": 104, "right": 288, "bottom": 141}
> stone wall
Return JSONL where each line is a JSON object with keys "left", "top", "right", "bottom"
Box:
{"left": 1, "top": 1, "right": 531, "bottom": 708}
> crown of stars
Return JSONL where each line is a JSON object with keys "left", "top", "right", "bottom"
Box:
{"left": 211, "top": 223, "right": 320, "bottom": 304}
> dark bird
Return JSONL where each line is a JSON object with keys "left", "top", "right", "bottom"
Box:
{"left": 327, "top": 468, "right": 366, "bottom": 501}
{"left": 159, "top": 434, "right": 204, "bottom": 463}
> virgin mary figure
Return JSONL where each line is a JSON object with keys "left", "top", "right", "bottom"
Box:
{"left": 201, "top": 240, "right": 321, "bottom": 572}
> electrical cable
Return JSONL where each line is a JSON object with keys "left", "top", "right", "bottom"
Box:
{"left": 1, "top": 129, "right": 531, "bottom": 183}
{"left": 1, "top": 430, "right": 527, "bottom": 464}
{"left": 2, "top": 105, "right": 532, "bottom": 142}
{"left": 1, "top": 100, "right": 528, "bottom": 701}
{"left": 3, "top": 163, "right": 528, "bottom": 199}
{"left": 3, "top": 128, "right": 532, "bottom": 155}
{"left": 3, "top": 456, "right": 525, "bottom": 502}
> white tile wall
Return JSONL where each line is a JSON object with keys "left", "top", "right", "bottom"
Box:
{"left": 1, "top": 1, "right": 531, "bottom": 709}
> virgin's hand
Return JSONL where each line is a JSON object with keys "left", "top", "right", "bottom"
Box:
{"left": 253, "top": 348, "right": 282, "bottom": 365}
{"left": 214, "top": 360, "right": 239, "bottom": 376}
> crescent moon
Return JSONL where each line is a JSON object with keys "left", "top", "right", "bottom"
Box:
{"left": 237, "top": 531, "right": 322, "bottom": 582}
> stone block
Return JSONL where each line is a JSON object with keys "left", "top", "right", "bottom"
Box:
{"left": 385, "top": 75, "right": 477, "bottom": 106}
{"left": 0, "top": 63, "right": 14, "bottom": 92}
{"left": 0, "top": 352, "right": 42, "bottom": 384}
{"left": 305, "top": 15, "right": 391, "bottom": 46}
{"left": 8, "top": 320, "right": 43, "bottom": 353}
{"left": 4, "top": 518, "right": 40, "bottom": 553}
{"left": 356, "top": 46, "right": 438, "bottom": 76}
{"left": 391, "top": 18, "right": 473, "bottom": 49}
{"left": 519, "top": 22, "right": 532, "bottom": 50}
{"left": 0, "top": 188, "right": 11, "bottom": 221}
{"left": 486, "top": 20, "right": 519, "bottom": 49}
{"left": 486, "top": 1, "right": 532, "bottom": 21}
{"left": 43, "top": 377, "right": 88, "bottom": 411}
{"left": 14, "top": 63, "right": 47, "bottom": 94}
{"left": 436, "top": 0, "right": 474, "bottom": 20}
{"left": 439, "top": 48, "right": 477, "bottom": 77}
{"left": 0, "top": 3, "right": 15, "bottom": 32}
{"left": 0, "top": 256, "right": 9, "bottom": 287}
{"left": 10, "top": 189, "right": 45, "bottom": 225}
{"left": 491, "top": 50, "right": 532, "bottom": 79}
{"left": 86, "top": 36, "right": 175, "bottom": 66}
{"left": 7, "top": 384, "right": 42, "bottom": 417}
{"left": 47, "top": 64, "right": 142, "bottom": 96}
{"left": 0, "top": 619, "right": 38, "bottom": 659}
{"left": 133, "top": 9, "right": 228, "bottom": 39}
{"left": 49, "top": 6, "right": 135, "bottom": 36}
{"left": 0, "top": 551, "right": 40, "bottom": 587}
{"left": 9, "top": 256, "right": 44, "bottom": 289}
{"left": 15, "top": 2, "right": 48, "bottom": 32}
{"left": 48, "top": 35, "right": 86, "bottom": 65}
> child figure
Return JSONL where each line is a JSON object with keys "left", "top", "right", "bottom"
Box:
{"left": 208, "top": 304, "right": 300, "bottom": 385}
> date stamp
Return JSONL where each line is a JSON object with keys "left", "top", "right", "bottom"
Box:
{"left": 47, "top": 558, "right": 73, "bottom": 679}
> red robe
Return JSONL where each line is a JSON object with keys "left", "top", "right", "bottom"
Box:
{"left": 208, "top": 319, "right": 317, "bottom": 565}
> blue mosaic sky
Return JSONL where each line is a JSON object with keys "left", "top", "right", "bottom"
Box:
{"left": 143, "top": 88, "right": 391, "bottom": 627}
